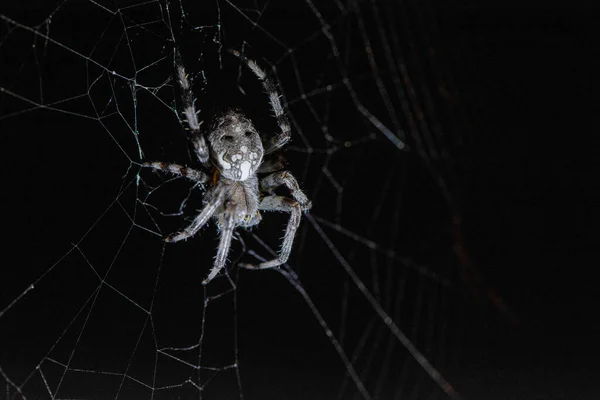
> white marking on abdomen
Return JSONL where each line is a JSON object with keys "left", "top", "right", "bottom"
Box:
{"left": 218, "top": 151, "right": 231, "bottom": 169}
{"left": 240, "top": 161, "right": 251, "bottom": 180}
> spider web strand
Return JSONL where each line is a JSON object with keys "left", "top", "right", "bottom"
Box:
{"left": 307, "top": 215, "right": 462, "bottom": 400}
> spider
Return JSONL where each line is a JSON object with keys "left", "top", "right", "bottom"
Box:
{"left": 143, "top": 49, "right": 311, "bottom": 284}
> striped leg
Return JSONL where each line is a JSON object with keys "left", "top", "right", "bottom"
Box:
{"left": 257, "top": 153, "right": 286, "bottom": 174}
{"left": 241, "top": 196, "right": 302, "bottom": 270}
{"left": 175, "top": 51, "right": 210, "bottom": 165}
{"left": 229, "top": 49, "right": 292, "bottom": 154}
{"left": 203, "top": 201, "right": 238, "bottom": 284}
{"left": 142, "top": 161, "right": 209, "bottom": 184}
{"left": 165, "top": 185, "right": 226, "bottom": 243}
{"left": 260, "top": 171, "right": 312, "bottom": 211}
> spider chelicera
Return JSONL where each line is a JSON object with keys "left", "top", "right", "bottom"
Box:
{"left": 143, "top": 49, "right": 311, "bottom": 284}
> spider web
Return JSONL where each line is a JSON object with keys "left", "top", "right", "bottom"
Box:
{"left": 0, "top": 1, "right": 497, "bottom": 399}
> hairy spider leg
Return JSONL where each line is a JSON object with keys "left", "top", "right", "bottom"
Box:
{"left": 203, "top": 201, "right": 237, "bottom": 284}
{"left": 260, "top": 170, "right": 312, "bottom": 211}
{"left": 175, "top": 50, "right": 210, "bottom": 165}
{"left": 142, "top": 161, "right": 209, "bottom": 183}
{"left": 241, "top": 196, "right": 302, "bottom": 270}
{"left": 256, "top": 153, "right": 286, "bottom": 174}
{"left": 166, "top": 185, "right": 226, "bottom": 243}
{"left": 229, "top": 49, "right": 292, "bottom": 154}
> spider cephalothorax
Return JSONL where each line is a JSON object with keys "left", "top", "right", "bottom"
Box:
{"left": 143, "top": 49, "right": 311, "bottom": 284}
{"left": 208, "top": 110, "right": 264, "bottom": 181}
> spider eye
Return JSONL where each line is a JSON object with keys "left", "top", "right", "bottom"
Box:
{"left": 223, "top": 135, "right": 234, "bottom": 141}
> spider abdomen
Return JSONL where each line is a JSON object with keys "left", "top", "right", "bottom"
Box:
{"left": 208, "top": 110, "right": 264, "bottom": 182}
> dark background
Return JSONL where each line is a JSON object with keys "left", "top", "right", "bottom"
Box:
{"left": 1, "top": 1, "right": 598, "bottom": 399}
{"left": 436, "top": 3, "right": 599, "bottom": 398}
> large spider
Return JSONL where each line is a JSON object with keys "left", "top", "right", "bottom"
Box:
{"left": 143, "top": 49, "right": 311, "bottom": 284}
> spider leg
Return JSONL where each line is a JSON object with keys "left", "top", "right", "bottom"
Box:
{"left": 203, "top": 201, "right": 237, "bottom": 284}
{"left": 260, "top": 171, "right": 312, "bottom": 211}
{"left": 142, "top": 161, "right": 209, "bottom": 184}
{"left": 241, "top": 196, "right": 302, "bottom": 270}
{"left": 166, "top": 186, "right": 226, "bottom": 243}
{"left": 175, "top": 51, "right": 210, "bottom": 165}
{"left": 256, "top": 153, "right": 286, "bottom": 174}
{"left": 229, "top": 49, "right": 291, "bottom": 154}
